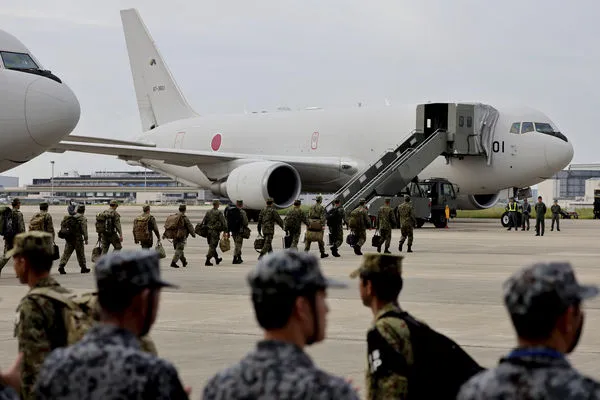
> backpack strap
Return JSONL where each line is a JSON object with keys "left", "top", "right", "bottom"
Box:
{"left": 28, "top": 288, "right": 78, "bottom": 311}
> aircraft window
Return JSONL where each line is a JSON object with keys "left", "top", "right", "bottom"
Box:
{"left": 466, "top": 116, "right": 472, "bottom": 128}
{"left": 459, "top": 116, "right": 464, "bottom": 127}
{"left": 521, "top": 122, "right": 534, "bottom": 133}
{"left": 510, "top": 122, "right": 521, "bottom": 134}
{"left": 0, "top": 51, "right": 38, "bottom": 70}
{"left": 534, "top": 122, "right": 554, "bottom": 134}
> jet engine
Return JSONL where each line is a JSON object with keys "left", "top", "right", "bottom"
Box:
{"left": 456, "top": 193, "right": 501, "bottom": 210}
{"left": 218, "top": 161, "right": 302, "bottom": 210}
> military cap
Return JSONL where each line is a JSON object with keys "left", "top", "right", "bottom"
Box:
{"left": 7, "top": 231, "right": 54, "bottom": 258}
{"left": 109, "top": 200, "right": 118, "bottom": 207}
{"left": 179, "top": 204, "right": 186, "bottom": 211}
{"left": 503, "top": 262, "right": 599, "bottom": 316}
{"left": 266, "top": 197, "right": 274, "bottom": 203}
{"left": 76, "top": 205, "right": 85, "bottom": 213}
{"left": 236, "top": 199, "right": 244, "bottom": 206}
{"left": 384, "top": 197, "right": 391, "bottom": 202}
{"left": 294, "top": 199, "right": 301, "bottom": 206}
{"left": 39, "top": 201, "right": 49, "bottom": 208}
{"left": 404, "top": 195, "right": 411, "bottom": 202}
{"left": 142, "top": 205, "right": 150, "bottom": 212}
{"left": 554, "top": 199, "right": 558, "bottom": 203}
{"left": 350, "top": 253, "right": 403, "bottom": 279}
{"left": 212, "top": 199, "right": 220, "bottom": 205}
{"left": 248, "top": 250, "right": 346, "bottom": 299}
{"left": 11, "top": 198, "right": 20, "bottom": 207}
{"left": 315, "top": 195, "right": 323, "bottom": 202}
{"left": 359, "top": 198, "right": 366, "bottom": 204}
{"left": 95, "top": 250, "right": 178, "bottom": 295}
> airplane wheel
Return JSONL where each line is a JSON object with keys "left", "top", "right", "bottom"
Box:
{"left": 432, "top": 213, "right": 447, "bottom": 228}
{"left": 501, "top": 212, "right": 510, "bottom": 227}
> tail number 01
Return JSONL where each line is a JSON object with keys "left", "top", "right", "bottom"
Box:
{"left": 492, "top": 141, "right": 505, "bottom": 153}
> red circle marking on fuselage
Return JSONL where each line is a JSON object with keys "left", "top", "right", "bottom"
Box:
{"left": 211, "top": 133, "right": 222, "bottom": 151}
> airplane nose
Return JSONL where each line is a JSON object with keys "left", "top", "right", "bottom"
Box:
{"left": 545, "top": 137, "right": 574, "bottom": 172}
{"left": 25, "top": 77, "right": 80, "bottom": 147}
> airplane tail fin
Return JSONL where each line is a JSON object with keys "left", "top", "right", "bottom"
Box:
{"left": 120, "top": 8, "right": 198, "bottom": 131}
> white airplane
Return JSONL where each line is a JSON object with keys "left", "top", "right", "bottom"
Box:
{"left": 54, "top": 8, "right": 573, "bottom": 219}
{"left": 0, "top": 29, "right": 80, "bottom": 172}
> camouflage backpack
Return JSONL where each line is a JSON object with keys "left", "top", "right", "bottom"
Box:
{"left": 133, "top": 215, "right": 152, "bottom": 242}
{"left": 95, "top": 210, "right": 115, "bottom": 234}
{"left": 28, "top": 212, "right": 48, "bottom": 232}
{"left": 163, "top": 214, "right": 184, "bottom": 239}
{"left": 348, "top": 208, "right": 363, "bottom": 230}
{"left": 58, "top": 215, "right": 79, "bottom": 239}
{"left": 0, "top": 207, "right": 15, "bottom": 237}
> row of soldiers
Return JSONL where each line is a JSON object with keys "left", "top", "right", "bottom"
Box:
{"left": 505, "top": 196, "right": 563, "bottom": 235}
{"left": 1, "top": 236, "right": 596, "bottom": 399}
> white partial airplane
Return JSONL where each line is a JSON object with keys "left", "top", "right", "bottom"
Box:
{"left": 0, "top": 29, "right": 80, "bottom": 172}
{"left": 54, "top": 8, "right": 573, "bottom": 218}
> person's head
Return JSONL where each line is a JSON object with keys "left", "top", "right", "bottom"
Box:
{"left": 95, "top": 250, "right": 178, "bottom": 337}
{"left": 247, "top": 250, "right": 346, "bottom": 347}
{"left": 315, "top": 195, "right": 323, "bottom": 204}
{"left": 503, "top": 262, "right": 598, "bottom": 354}
{"left": 109, "top": 200, "right": 118, "bottom": 209}
{"left": 510, "top": 197, "right": 514, "bottom": 203}
{"left": 143, "top": 205, "right": 150, "bottom": 214}
{"left": 266, "top": 197, "right": 274, "bottom": 206}
{"left": 294, "top": 200, "right": 301, "bottom": 208}
{"left": 77, "top": 205, "right": 85, "bottom": 214}
{"left": 12, "top": 198, "right": 20, "bottom": 209}
{"left": 39, "top": 202, "right": 49, "bottom": 211}
{"left": 236, "top": 199, "right": 244, "bottom": 208}
{"left": 524, "top": 198, "right": 528, "bottom": 203}
{"left": 359, "top": 198, "right": 366, "bottom": 206}
{"left": 554, "top": 199, "right": 558, "bottom": 204}
{"left": 384, "top": 198, "right": 391, "bottom": 205}
{"left": 351, "top": 254, "right": 403, "bottom": 308}
{"left": 404, "top": 195, "right": 410, "bottom": 203}
{"left": 10, "top": 232, "right": 54, "bottom": 286}
{"left": 334, "top": 199, "right": 341, "bottom": 207}
{"left": 538, "top": 196, "right": 543, "bottom": 203}
{"left": 212, "top": 199, "right": 220, "bottom": 209}
{"left": 179, "top": 204, "right": 186, "bottom": 213}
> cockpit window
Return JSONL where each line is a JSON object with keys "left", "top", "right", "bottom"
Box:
{"left": 521, "top": 122, "right": 534, "bottom": 133}
{"left": 0, "top": 51, "right": 39, "bottom": 70}
{"left": 534, "top": 122, "right": 568, "bottom": 142}
{"left": 510, "top": 123, "right": 521, "bottom": 134}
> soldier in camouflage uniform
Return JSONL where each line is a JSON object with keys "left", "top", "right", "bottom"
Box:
{"left": 0, "top": 198, "right": 25, "bottom": 274}
{"left": 34, "top": 250, "right": 189, "bottom": 399}
{"left": 29, "top": 201, "right": 55, "bottom": 240}
{"left": 58, "top": 204, "right": 90, "bottom": 275}
{"left": 284, "top": 199, "right": 308, "bottom": 250}
{"left": 168, "top": 204, "right": 196, "bottom": 268}
{"left": 203, "top": 250, "right": 359, "bottom": 399}
{"left": 305, "top": 195, "right": 329, "bottom": 258}
{"left": 327, "top": 199, "right": 346, "bottom": 258}
{"left": 11, "top": 232, "right": 71, "bottom": 400}
{"left": 228, "top": 199, "right": 249, "bottom": 264}
{"left": 551, "top": 199, "right": 561, "bottom": 231}
{"left": 350, "top": 254, "right": 413, "bottom": 400}
{"left": 396, "top": 195, "right": 416, "bottom": 253}
{"left": 201, "top": 199, "right": 228, "bottom": 266}
{"left": 350, "top": 198, "right": 371, "bottom": 256}
{"left": 100, "top": 200, "right": 123, "bottom": 254}
{"left": 376, "top": 198, "right": 397, "bottom": 254}
{"left": 458, "top": 262, "right": 600, "bottom": 399}
{"left": 134, "top": 205, "right": 161, "bottom": 249}
{"left": 257, "top": 197, "right": 284, "bottom": 259}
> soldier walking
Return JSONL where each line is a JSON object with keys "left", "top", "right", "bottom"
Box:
{"left": 521, "top": 198, "right": 531, "bottom": 231}
{"left": 348, "top": 198, "right": 371, "bottom": 256}
{"left": 376, "top": 198, "right": 397, "bottom": 254}
{"left": 535, "top": 196, "right": 547, "bottom": 237}
{"left": 257, "top": 197, "right": 284, "bottom": 259}
{"left": 133, "top": 205, "right": 161, "bottom": 249}
{"left": 227, "top": 200, "right": 248, "bottom": 264}
{"left": 99, "top": 200, "right": 122, "bottom": 255}
{"left": 551, "top": 199, "right": 561, "bottom": 232}
{"left": 284, "top": 199, "right": 308, "bottom": 250}
{"left": 167, "top": 204, "right": 196, "bottom": 268}
{"left": 28, "top": 201, "right": 55, "bottom": 240}
{"left": 0, "top": 198, "right": 25, "bottom": 275}
{"left": 326, "top": 199, "right": 346, "bottom": 257}
{"left": 397, "top": 195, "right": 416, "bottom": 252}
{"left": 305, "top": 195, "right": 328, "bottom": 259}
{"left": 201, "top": 199, "right": 228, "bottom": 266}
{"left": 58, "top": 204, "right": 90, "bottom": 274}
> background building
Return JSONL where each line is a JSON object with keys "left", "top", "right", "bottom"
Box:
{"left": 537, "top": 164, "right": 600, "bottom": 207}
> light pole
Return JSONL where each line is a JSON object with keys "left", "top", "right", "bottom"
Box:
{"left": 50, "top": 161, "right": 55, "bottom": 201}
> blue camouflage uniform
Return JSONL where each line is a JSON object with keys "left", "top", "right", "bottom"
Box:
{"left": 458, "top": 262, "right": 600, "bottom": 400}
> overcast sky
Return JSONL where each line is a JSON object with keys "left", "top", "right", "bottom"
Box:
{"left": 0, "top": 0, "right": 598, "bottom": 184}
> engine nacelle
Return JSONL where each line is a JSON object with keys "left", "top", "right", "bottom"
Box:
{"left": 215, "top": 161, "right": 302, "bottom": 210}
{"left": 456, "top": 193, "right": 501, "bottom": 210}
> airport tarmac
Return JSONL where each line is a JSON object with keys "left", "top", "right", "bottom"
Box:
{"left": 0, "top": 205, "right": 599, "bottom": 396}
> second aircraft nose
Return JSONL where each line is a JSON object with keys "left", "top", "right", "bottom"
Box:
{"left": 25, "top": 77, "right": 80, "bottom": 147}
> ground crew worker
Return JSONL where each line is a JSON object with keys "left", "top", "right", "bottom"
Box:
{"left": 521, "top": 198, "right": 531, "bottom": 231}
{"left": 505, "top": 197, "right": 518, "bottom": 231}
{"left": 58, "top": 204, "right": 90, "bottom": 274}
{"left": 100, "top": 200, "right": 122, "bottom": 254}
{"left": 134, "top": 205, "right": 160, "bottom": 249}
{"left": 284, "top": 199, "right": 308, "bottom": 250}
{"left": 327, "top": 199, "right": 346, "bottom": 258}
{"left": 458, "top": 262, "right": 600, "bottom": 399}
{"left": 168, "top": 204, "right": 195, "bottom": 268}
{"left": 34, "top": 250, "right": 189, "bottom": 399}
{"left": 551, "top": 199, "right": 562, "bottom": 232}
{"left": 29, "top": 202, "right": 55, "bottom": 240}
{"left": 203, "top": 250, "right": 359, "bottom": 399}
{"left": 397, "top": 195, "right": 416, "bottom": 252}
{"left": 0, "top": 198, "right": 25, "bottom": 274}
{"left": 202, "top": 199, "right": 228, "bottom": 266}
{"left": 11, "top": 232, "right": 71, "bottom": 400}
{"left": 350, "top": 198, "right": 371, "bottom": 256}
{"left": 305, "top": 195, "right": 328, "bottom": 258}
{"left": 376, "top": 198, "right": 397, "bottom": 254}
{"left": 257, "top": 197, "right": 284, "bottom": 259}
{"left": 535, "top": 196, "right": 547, "bottom": 237}
{"left": 227, "top": 199, "right": 248, "bottom": 264}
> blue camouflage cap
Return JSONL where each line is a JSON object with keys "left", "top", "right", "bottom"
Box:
{"left": 95, "top": 250, "right": 178, "bottom": 294}
{"left": 247, "top": 250, "right": 346, "bottom": 299}
{"left": 503, "top": 262, "right": 599, "bottom": 316}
